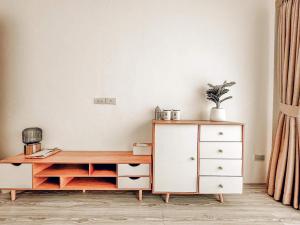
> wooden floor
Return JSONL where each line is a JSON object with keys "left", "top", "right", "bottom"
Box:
{"left": 0, "top": 184, "right": 299, "bottom": 225}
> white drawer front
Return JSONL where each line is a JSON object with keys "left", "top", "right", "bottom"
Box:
{"left": 200, "top": 142, "right": 242, "bottom": 159}
{"left": 118, "top": 164, "right": 150, "bottom": 176}
{"left": 118, "top": 177, "right": 150, "bottom": 189}
{"left": 199, "top": 176, "right": 243, "bottom": 194}
{"left": 200, "top": 159, "right": 242, "bottom": 176}
{"left": 0, "top": 163, "right": 32, "bottom": 188}
{"left": 200, "top": 125, "right": 242, "bottom": 142}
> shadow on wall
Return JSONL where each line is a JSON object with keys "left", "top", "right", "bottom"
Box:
{"left": 0, "top": 21, "right": 9, "bottom": 159}
{"left": 131, "top": 119, "right": 152, "bottom": 144}
{"left": 248, "top": 6, "right": 274, "bottom": 182}
{"left": 198, "top": 84, "right": 210, "bottom": 119}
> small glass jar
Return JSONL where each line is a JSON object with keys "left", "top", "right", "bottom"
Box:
{"left": 161, "top": 110, "right": 171, "bottom": 120}
{"left": 171, "top": 110, "right": 181, "bottom": 120}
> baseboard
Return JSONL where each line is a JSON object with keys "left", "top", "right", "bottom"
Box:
{"left": 243, "top": 183, "right": 266, "bottom": 185}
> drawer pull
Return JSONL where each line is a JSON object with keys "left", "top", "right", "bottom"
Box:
{"left": 190, "top": 157, "right": 195, "bottom": 160}
{"left": 218, "top": 132, "right": 224, "bottom": 135}
{"left": 12, "top": 163, "right": 22, "bottom": 166}
{"left": 129, "top": 164, "right": 140, "bottom": 167}
{"left": 218, "top": 149, "right": 223, "bottom": 153}
{"left": 218, "top": 184, "right": 223, "bottom": 188}
{"left": 218, "top": 166, "right": 223, "bottom": 170}
{"left": 129, "top": 177, "right": 140, "bottom": 180}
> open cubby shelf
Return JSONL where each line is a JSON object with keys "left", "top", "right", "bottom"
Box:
{"left": 63, "top": 177, "right": 117, "bottom": 190}
{"left": 33, "top": 163, "right": 118, "bottom": 190}
{"left": 34, "top": 163, "right": 118, "bottom": 177}
{"left": 34, "top": 177, "right": 117, "bottom": 190}
{"left": 35, "top": 177, "right": 60, "bottom": 189}
{"left": 90, "top": 164, "right": 117, "bottom": 177}
{"left": 35, "top": 164, "right": 89, "bottom": 177}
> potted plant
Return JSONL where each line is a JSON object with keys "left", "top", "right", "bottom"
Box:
{"left": 206, "top": 81, "right": 236, "bottom": 121}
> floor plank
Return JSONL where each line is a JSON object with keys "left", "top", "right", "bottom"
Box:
{"left": 0, "top": 184, "right": 299, "bottom": 225}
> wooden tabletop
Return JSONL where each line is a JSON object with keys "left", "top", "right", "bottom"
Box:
{"left": 152, "top": 120, "right": 244, "bottom": 125}
{"left": 0, "top": 151, "right": 152, "bottom": 164}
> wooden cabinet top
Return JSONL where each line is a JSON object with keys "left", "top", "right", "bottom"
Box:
{"left": 152, "top": 120, "right": 244, "bottom": 125}
{"left": 1, "top": 151, "right": 152, "bottom": 164}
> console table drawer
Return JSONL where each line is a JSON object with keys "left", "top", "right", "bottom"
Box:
{"left": 118, "top": 164, "right": 150, "bottom": 176}
{"left": 199, "top": 176, "right": 243, "bottom": 194}
{"left": 200, "top": 159, "right": 242, "bottom": 176}
{"left": 118, "top": 177, "right": 150, "bottom": 189}
{"left": 0, "top": 163, "right": 32, "bottom": 189}
{"left": 200, "top": 125, "right": 242, "bottom": 141}
{"left": 200, "top": 142, "right": 242, "bottom": 159}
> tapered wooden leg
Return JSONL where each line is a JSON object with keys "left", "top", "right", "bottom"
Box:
{"left": 82, "top": 190, "right": 86, "bottom": 193}
{"left": 165, "top": 193, "right": 170, "bottom": 203}
{"left": 218, "top": 194, "right": 224, "bottom": 203}
{"left": 138, "top": 190, "right": 143, "bottom": 201}
{"left": 10, "top": 190, "right": 16, "bottom": 201}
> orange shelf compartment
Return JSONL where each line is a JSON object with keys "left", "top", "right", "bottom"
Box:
{"left": 63, "top": 177, "right": 117, "bottom": 190}
{"left": 35, "top": 164, "right": 89, "bottom": 177}
{"left": 35, "top": 177, "right": 60, "bottom": 190}
{"left": 90, "top": 164, "right": 117, "bottom": 177}
{"left": 91, "top": 170, "right": 117, "bottom": 177}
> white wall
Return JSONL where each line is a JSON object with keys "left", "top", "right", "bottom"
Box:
{"left": 0, "top": 0, "right": 275, "bottom": 183}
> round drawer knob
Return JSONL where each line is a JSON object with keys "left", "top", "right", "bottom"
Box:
{"left": 218, "top": 132, "right": 224, "bottom": 135}
{"left": 218, "top": 166, "right": 223, "bottom": 170}
{"left": 218, "top": 184, "right": 223, "bottom": 188}
{"left": 218, "top": 149, "right": 223, "bottom": 153}
{"left": 190, "top": 157, "right": 195, "bottom": 160}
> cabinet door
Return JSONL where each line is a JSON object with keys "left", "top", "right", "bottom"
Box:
{"left": 153, "top": 124, "right": 198, "bottom": 193}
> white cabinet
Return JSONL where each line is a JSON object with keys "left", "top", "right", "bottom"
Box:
{"left": 153, "top": 121, "right": 244, "bottom": 201}
{"left": 0, "top": 163, "right": 32, "bottom": 188}
{"left": 199, "top": 124, "right": 243, "bottom": 195}
{"left": 153, "top": 124, "right": 198, "bottom": 193}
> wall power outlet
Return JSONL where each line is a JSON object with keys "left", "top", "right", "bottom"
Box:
{"left": 254, "top": 154, "right": 265, "bottom": 161}
{"left": 105, "top": 98, "right": 116, "bottom": 105}
{"left": 94, "top": 97, "right": 116, "bottom": 105}
{"left": 94, "top": 98, "right": 106, "bottom": 104}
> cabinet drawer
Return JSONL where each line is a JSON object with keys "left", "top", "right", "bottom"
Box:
{"left": 118, "top": 164, "right": 150, "bottom": 176}
{"left": 118, "top": 177, "right": 150, "bottom": 189}
{"left": 199, "top": 176, "right": 243, "bottom": 194}
{"left": 200, "top": 142, "right": 242, "bottom": 159}
{"left": 200, "top": 159, "right": 242, "bottom": 176}
{"left": 0, "top": 163, "right": 32, "bottom": 189}
{"left": 200, "top": 125, "right": 242, "bottom": 141}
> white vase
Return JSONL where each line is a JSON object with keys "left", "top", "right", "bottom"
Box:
{"left": 210, "top": 107, "right": 226, "bottom": 121}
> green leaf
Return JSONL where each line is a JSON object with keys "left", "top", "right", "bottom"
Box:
{"left": 220, "top": 96, "right": 233, "bottom": 103}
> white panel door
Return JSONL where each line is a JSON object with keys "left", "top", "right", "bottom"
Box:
{"left": 154, "top": 124, "right": 198, "bottom": 193}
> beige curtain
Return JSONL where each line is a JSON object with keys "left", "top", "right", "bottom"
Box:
{"left": 267, "top": 0, "right": 300, "bottom": 209}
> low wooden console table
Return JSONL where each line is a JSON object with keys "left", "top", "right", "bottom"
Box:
{"left": 0, "top": 151, "right": 152, "bottom": 201}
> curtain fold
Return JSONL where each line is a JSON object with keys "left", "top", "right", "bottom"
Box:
{"left": 267, "top": 0, "right": 300, "bottom": 209}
